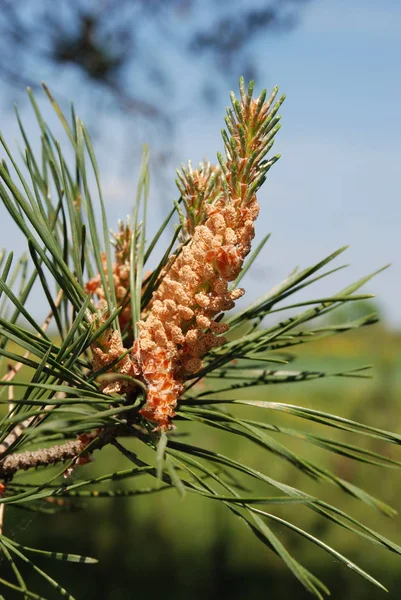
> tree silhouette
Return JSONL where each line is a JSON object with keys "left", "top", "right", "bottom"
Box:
{"left": 0, "top": 0, "right": 311, "bottom": 124}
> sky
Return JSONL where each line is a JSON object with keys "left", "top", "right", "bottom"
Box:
{"left": 0, "top": 0, "right": 400, "bottom": 326}
{"left": 174, "top": 0, "right": 401, "bottom": 326}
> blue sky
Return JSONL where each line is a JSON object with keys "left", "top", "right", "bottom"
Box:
{"left": 175, "top": 0, "right": 401, "bottom": 326}
{"left": 0, "top": 0, "right": 400, "bottom": 326}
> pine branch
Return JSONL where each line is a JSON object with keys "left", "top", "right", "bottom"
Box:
{"left": 0, "top": 425, "right": 126, "bottom": 478}
{"left": 0, "top": 78, "right": 398, "bottom": 600}
{"left": 0, "top": 439, "right": 84, "bottom": 477}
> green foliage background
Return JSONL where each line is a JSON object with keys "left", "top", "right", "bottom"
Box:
{"left": 2, "top": 325, "right": 400, "bottom": 599}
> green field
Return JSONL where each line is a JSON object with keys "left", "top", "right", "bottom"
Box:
{"left": 2, "top": 325, "right": 401, "bottom": 599}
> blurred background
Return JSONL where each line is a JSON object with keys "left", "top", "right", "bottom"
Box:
{"left": 0, "top": 0, "right": 400, "bottom": 598}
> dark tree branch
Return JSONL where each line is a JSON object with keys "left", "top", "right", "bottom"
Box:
{"left": 0, "top": 0, "right": 311, "bottom": 124}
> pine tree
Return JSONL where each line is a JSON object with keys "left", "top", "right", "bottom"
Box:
{"left": 0, "top": 79, "right": 399, "bottom": 599}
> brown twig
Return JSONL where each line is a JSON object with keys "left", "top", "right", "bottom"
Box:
{"left": 0, "top": 290, "right": 65, "bottom": 455}
{"left": 1, "top": 289, "right": 63, "bottom": 385}
{"left": 0, "top": 426, "right": 122, "bottom": 479}
{"left": 0, "top": 439, "right": 85, "bottom": 477}
{"left": 0, "top": 383, "right": 14, "bottom": 532}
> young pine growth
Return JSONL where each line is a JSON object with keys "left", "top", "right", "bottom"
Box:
{"left": 0, "top": 78, "right": 399, "bottom": 600}
{"left": 87, "top": 82, "right": 283, "bottom": 430}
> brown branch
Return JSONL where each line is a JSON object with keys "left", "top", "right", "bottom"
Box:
{"left": 1, "top": 289, "right": 63, "bottom": 384}
{"left": 0, "top": 426, "right": 122, "bottom": 479}
{"left": 0, "top": 290, "right": 65, "bottom": 455}
{"left": 0, "top": 439, "right": 84, "bottom": 476}
{"left": 0, "top": 384, "right": 14, "bottom": 532}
